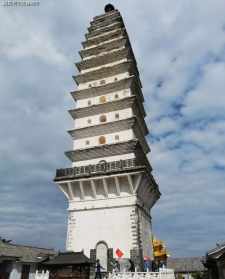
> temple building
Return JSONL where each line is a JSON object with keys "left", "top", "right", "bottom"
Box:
{"left": 54, "top": 4, "right": 160, "bottom": 271}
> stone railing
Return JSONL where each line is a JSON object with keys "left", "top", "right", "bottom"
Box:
{"left": 108, "top": 271, "right": 175, "bottom": 279}
{"left": 55, "top": 158, "right": 142, "bottom": 180}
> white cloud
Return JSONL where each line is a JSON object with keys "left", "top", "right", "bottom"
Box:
{"left": 182, "top": 62, "right": 225, "bottom": 119}
{"left": 152, "top": 117, "right": 179, "bottom": 136}
{"left": 0, "top": 9, "right": 68, "bottom": 65}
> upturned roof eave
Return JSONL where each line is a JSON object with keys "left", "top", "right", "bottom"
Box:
{"left": 65, "top": 139, "right": 140, "bottom": 162}
{"left": 82, "top": 28, "right": 126, "bottom": 49}
{"left": 67, "top": 117, "right": 136, "bottom": 138}
{"left": 89, "top": 18, "right": 122, "bottom": 33}
{"left": 68, "top": 96, "right": 148, "bottom": 135}
{"left": 85, "top": 22, "right": 124, "bottom": 40}
{"left": 70, "top": 75, "right": 134, "bottom": 101}
{"left": 75, "top": 48, "right": 131, "bottom": 72}
{"left": 79, "top": 37, "right": 128, "bottom": 59}
{"left": 92, "top": 10, "right": 120, "bottom": 23}
{"left": 70, "top": 75, "right": 144, "bottom": 103}
{"left": 68, "top": 95, "right": 135, "bottom": 119}
{"left": 88, "top": 15, "right": 123, "bottom": 32}
{"left": 73, "top": 60, "right": 137, "bottom": 85}
{"left": 67, "top": 116, "right": 149, "bottom": 153}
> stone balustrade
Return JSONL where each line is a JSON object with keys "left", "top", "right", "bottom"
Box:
{"left": 55, "top": 158, "right": 141, "bottom": 180}
{"left": 108, "top": 271, "right": 175, "bottom": 279}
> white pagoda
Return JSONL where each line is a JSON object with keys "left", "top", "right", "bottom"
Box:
{"left": 54, "top": 4, "right": 160, "bottom": 271}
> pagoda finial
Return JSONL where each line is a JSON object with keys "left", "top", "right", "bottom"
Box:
{"left": 104, "top": 3, "right": 115, "bottom": 13}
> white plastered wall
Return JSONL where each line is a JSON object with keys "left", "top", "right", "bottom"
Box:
{"left": 76, "top": 88, "right": 131, "bottom": 108}
{"left": 73, "top": 129, "right": 134, "bottom": 150}
{"left": 77, "top": 72, "right": 129, "bottom": 90}
{"left": 72, "top": 153, "right": 135, "bottom": 167}
{"left": 81, "top": 59, "right": 127, "bottom": 74}
{"left": 67, "top": 205, "right": 135, "bottom": 258}
{"left": 74, "top": 107, "right": 132, "bottom": 129}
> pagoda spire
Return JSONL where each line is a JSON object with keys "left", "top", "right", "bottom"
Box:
{"left": 104, "top": 4, "right": 115, "bottom": 13}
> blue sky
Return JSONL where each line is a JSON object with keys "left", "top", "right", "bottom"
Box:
{"left": 0, "top": 0, "right": 225, "bottom": 257}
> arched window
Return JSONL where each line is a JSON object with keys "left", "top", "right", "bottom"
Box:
{"left": 87, "top": 119, "right": 92, "bottom": 124}
{"left": 99, "top": 136, "right": 106, "bottom": 144}
{"left": 99, "top": 96, "right": 106, "bottom": 103}
{"left": 88, "top": 100, "right": 92, "bottom": 106}
{"left": 114, "top": 94, "right": 119, "bottom": 99}
{"left": 99, "top": 115, "right": 107, "bottom": 123}
{"left": 96, "top": 242, "right": 108, "bottom": 271}
{"left": 115, "top": 135, "right": 119, "bottom": 141}
{"left": 85, "top": 140, "right": 90, "bottom": 145}
{"left": 115, "top": 113, "right": 119, "bottom": 120}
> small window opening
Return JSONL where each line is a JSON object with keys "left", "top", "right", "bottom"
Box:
{"left": 115, "top": 113, "right": 119, "bottom": 119}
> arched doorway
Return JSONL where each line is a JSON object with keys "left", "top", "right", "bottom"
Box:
{"left": 96, "top": 241, "right": 108, "bottom": 271}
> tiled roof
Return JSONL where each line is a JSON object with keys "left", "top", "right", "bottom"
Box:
{"left": 65, "top": 139, "right": 140, "bottom": 162}
{"left": 88, "top": 15, "right": 122, "bottom": 32}
{"left": 69, "top": 96, "right": 147, "bottom": 135}
{"left": 43, "top": 252, "right": 91, "bottom": 265}
{"left": 73, "top": 60, "right": 136, "bottom": 85}
{"left": 86, "top": 21, "right": 124, "bottom": 39}
{"left": 69, "top": 96, "right": 136, "bottom": 118}
{"left": 76, "top": 48, "right": 131, "bottom": 72}
{"left": 92, "top": 10, "right": 120, "bottom": 23}
{"left": 82, "top": 28, "right": 126, "bottom": 49}
{"left": 207, "top": 242, "right": 225, "bottom": 259}
{"left": 167, "top": 257, "right": 205, "bottom": 273}
{"left": 0, "top": 239, "right": 55, "bottom": 263}
{"left": 68, "top": 117, "right": 136, "bottom": 139}
{"left": 79, "top": 38, "right": 127, "bottom": 59}
{"left": 71, "top": 76, "right": 143, "bottom": 102}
